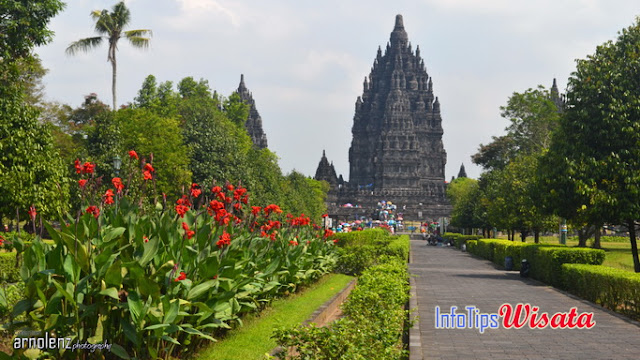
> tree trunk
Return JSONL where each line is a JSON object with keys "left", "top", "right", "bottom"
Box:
{"left": 629, "top": 219, "right": 640, "bottom": 273}
{"left": 592, "top": 225, "right": 601, "bottom": 249}
{"left": 111, "top": 47, "right": 117, "bottom": 110}
{"left": 520, "top": 230, "right": 528, "bottom": 242}
{"left": 534, "top": 230, "right": 540, "bottom": 244}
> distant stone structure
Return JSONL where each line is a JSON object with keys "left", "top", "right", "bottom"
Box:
{"left": 237, "top": 74, "right": 268, "bottom": 149}
{"left": 457, "top": 164, "right": 467, "bottom": 179}
{"left": 550, "top": 78, "right": 565, "bottom": 112}
{"left": 315, "top": 15, "right": 452, "bottom": 221}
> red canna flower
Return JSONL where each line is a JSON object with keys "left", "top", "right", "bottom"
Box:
{"left": 143, "top": 236, "right": 149, "bottom": 243}
{"left": 324, "top": 229, "right": 334, "bottom": 239}
{"left": 190, "top": 183, "right": 201, "bottom": 198}
{"left": 174, "top": 271, "right": 187, "bottom": 282}
{"left": 182, "top": 222, "right": 196, "bottom": 239}
{"left": 264, "top": 204, "right": 282, "bottom": 216}
{"left": 269, "top": 232, "right": 277, "bottom": 241}
{"left": 289, "top": 240, "right": 299, "bottom": 246}
{"left": 143, "top": 170, "right": 153, "bottom": 180}
{"left": 82, "top": 162, "right": 95, "bottom": 174}
{"left": 332, "top": 239, "right": 339, "bottom": 244}
{"left": 28, "top": 206, "right": 36, "bottom": 221}
{"left": 0, "top": 236, "right": 4, "bottom": 246}
{"left": 104, "top": 189, "right": 115, "bottom": 205}
{"left": 322, "top": 214, "right": 328, "bottom": 218}
{"left": 144, "top": 163, "right": 155, "bottom": 173}
{"left": 216, "top": 232, "right": 232, "bottom": 248}
{"left": 112, "top": 177, "right": 124, "bottom": 193}
{"left": 251, "top": 206, "right": 261, "bottom": 216}
{"left": 233, "top": 203, "right": 242, "bottom": 211}
{"left": 128, "top": 150, "right": 139, "bottom": 160}
{"left": 74, "top": 159, "right": 82, "bottom": 174}
{"left": 78, "top": 179, "right": 88, "bottom": 188}
{"left": 85, "top": 205, "right": 100, "bottom": 218}
{"left": 175, "top": 204, "right": 189, "bottom": 218}
{"left": 211, "top": 186, "right": 222, "bottom": 194}
{"left": 226, "top": 184, "right": 234, "bottom": 192}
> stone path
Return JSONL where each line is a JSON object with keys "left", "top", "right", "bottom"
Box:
{"left": 409, "top": 239, "right": 640, "bottom": 360}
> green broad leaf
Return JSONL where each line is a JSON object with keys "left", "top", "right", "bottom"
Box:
{"left": 181, "top": 326, "right": 216, "bottom": 341}
{"left": 187, "top": 280, "right": 216, "bottom": 300}
{"left": 104, "top": 260, "right": 123, "bottom": 287}
{"left": 127, "top": 291, "right": 144, "bottom": 325}
{"left": 63, "top": 256, "right": 79, "bottom": 283}
{"left": 102, "top": 226, "right": 126, "bottom": 243}
{"left": 52, "top": 280, "right": 76, "bottom": 306}
{"left": 163, "top": 299, "right": 180, "bottom": 324}
{"left": 144, "top": 323, "right": 170, "bottom": 330}
{"left": 60, "top": 232, "right": 90, "bottom": 272}
{"left": 122, "top": 319, "right": 139, "bottom": 347}
{"left": 88, "top": 315, "right": 105, "bottom": 344}
{"left": 139, "top": 235, "right": 159, "bottom": 266}
{"left": 110, "top": 344, "right": 131, "bottom": 359}
{"left": 98, "top": 288, "right": 119, "bottom": 300}
{"left": 44, "top": 221, "right": 61, "bottom": 243}
{"left": 44, "top": 313, "right": 59, "bottom": 330}
{"left": 161, "top": 335, "right": 180, "bottom": 345}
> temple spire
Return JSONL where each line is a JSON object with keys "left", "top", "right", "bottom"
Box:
{"left": 394, "top": 14, "right": 404, "bottom": 30}
{"left": 390, "top": 14, "right": 408, "bottom": 47}
{"left": 457, "top": 163, "right": 467, "bottom": 178}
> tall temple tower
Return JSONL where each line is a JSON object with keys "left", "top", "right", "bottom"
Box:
{"left": 315, "top": 15, "right": 451, "bottom": 221}
{"left": 348, "top": 14, "right": 447, "bottom": 192}
{"left": 237, "top": 74, "right": 269, "bottom": 149}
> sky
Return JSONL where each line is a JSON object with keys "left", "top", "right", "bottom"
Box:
{"left": 36, "top": 0, "right": 640, "bottom": 180}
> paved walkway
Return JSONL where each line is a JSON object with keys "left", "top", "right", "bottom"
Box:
{"left": 409, "top": 239, "right": 640, "bottom": 360}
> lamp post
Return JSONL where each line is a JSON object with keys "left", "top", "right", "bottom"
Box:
{"left": 112, "top": 155, "right": 122, "bottom": 177}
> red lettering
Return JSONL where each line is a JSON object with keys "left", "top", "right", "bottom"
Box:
{"left": 577, "top": 313, "right": 596, "bottom": 328}
{"left": 567, "top": 307, "right": 579, "bottom": 328}
{"left": 500, "top": 303, "right": 528, "bottom": 329}
{"left": 550, "top": 312, "right": 567, "bottom": 328}
{"left": 530, "top": 311, "right": 549, "bottom": 329}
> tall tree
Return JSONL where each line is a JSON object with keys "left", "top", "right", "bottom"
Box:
{"left": 540, "top": 18, "right": 640, "bottom": 272}
{"left": 66, "top": 1, "right": 152, "bottom": 110}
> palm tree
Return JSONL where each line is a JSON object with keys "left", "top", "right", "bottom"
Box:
{"left": 66, "top": 1, "right": 152, "bottom": 110}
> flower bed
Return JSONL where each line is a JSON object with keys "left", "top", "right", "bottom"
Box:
{"left": 4, "top": 155, "right": 339, "bottom": 359}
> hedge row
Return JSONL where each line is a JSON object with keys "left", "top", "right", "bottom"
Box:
{"left": 467, "top": 239, "right": 604, "bottom": 287}
{"left": 442, "top": 233, "right": 482, "bottom": 249}
{"left": 273, "top": 230, "right": 411, "bottom": 359}
{"left": 273, "top": 257, "right": 409, "bottom": 359}
{"left": 563, "top": 264, "right": 640, "bottom": 320}
{"left": 334, "top": 229, "right": 409, "bottom": 275}
{"left": 0, "top": 252, "right": 20, "bottom": 283}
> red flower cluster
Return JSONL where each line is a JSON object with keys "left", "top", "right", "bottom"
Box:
{"left": 104, "top": 189, "right": 115, "bottom": 205}
{"left": 264, "top": 204, "right": 282, "bottom": 217}
{"left": 233, "top": 187, "right": 249, "bottom": 204}
{"left": 323, "top": 229, "right": 335, "bottom": 239}
{"left": 190, "top": 183, "right": 201, "bottom": 198}
{"left": 78, "top": 179, "right": 88, "bottom": 188}
{"left": 74, "top": 159, "right": 95, "bottom": 174}
{"left": 216, "top": 232, "right": 232, "bottom": 248}
{"left": 289, "top": 214, "right": 311, "bottom": 227}
{"left": 0, "top": 235, "right": 5, "bottom": 246}
{"left": 143, "top": 235, "right": 149, "bottom": 243}
{"left": 128, "top": 150, "right": 139, "bottom": 160}
{"left": 251, "top": 206, "right": 261, "bottom": 216}
{"left": 174, "top": 271, "right": 187, "bottom": 282}
{"left": 143, "top": 163, "right": 155, "bottom": 181}
{"left": 207, "top": 200, "right": 231, "bottom": 225}
{"left": 289, "top": 240, "right": 299, "bottom": 246}
{"left": 182, "top": 222, "right": 195, "bottom": 239}
{"left": 86, "top": 205, "right": 100, "bottom": 218}
{"left": 28, "top": 206, "right": 37, "bottom": 221}
{"left": 112, "top": 177, "right": 124, "bottom": 193}
{"left": 175, "top": 195, "right": 191, "bottom": 218}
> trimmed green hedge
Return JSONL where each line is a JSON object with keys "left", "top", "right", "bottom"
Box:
{"left": 466, "top": 240, "right": 477, "bottom": 254}
{"left": 273, "top": 257, "right": 409, "bottom": 359}
{"left": 0, "top": 252, "right": 20, "bottom": 283}
{"left": 563, "top": 264, "right": 640, "bottom": 320}
{"left": 442, "top": 233, "right": 482, "bottom": 249}
{"left": 334, "top": 229, "right": 409, "bottom": 275}
{"left": 467, "top": 239, "right": 603, "bottom": 286}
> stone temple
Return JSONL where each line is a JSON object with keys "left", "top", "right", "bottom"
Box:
{"left": 315, "top": 14, "right": 452, "bottom": 221}
{"left": 237, "top": 74, "right": 268, "bottom": 149}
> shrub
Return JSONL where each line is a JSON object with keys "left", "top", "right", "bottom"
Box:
{"left": 334, "top": 230, "right": 408, "bottom": 275}
{"left": 563, "top": 264, "right": 640, "bottom": 320}
{"left": 0, "top": 252, "right": 19, "bottom": 283}
{"left": 0, "top": 282, "right": 25, "bottom": 318}
{"left": 443, "top": 233, "right": 481, "bottom": 249}
{"left": 533, "top": 247, "right": 605, "bottom": 287}
{"left": 273, "top": 257, "right": 409, "bottom": 360}
{"left": 466, "top": 240, "right": 477, "bottom": 254}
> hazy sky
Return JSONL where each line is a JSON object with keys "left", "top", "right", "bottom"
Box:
{"left": 37, "top": 0, "right": 640, "bottom": 180}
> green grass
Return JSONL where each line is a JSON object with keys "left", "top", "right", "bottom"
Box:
{"left": 196, "top": 273, "right": 354, "bottom": 360}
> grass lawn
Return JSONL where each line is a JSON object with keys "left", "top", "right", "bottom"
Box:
{"left": 195, "top": 273, "right": 354, "bottom": 360}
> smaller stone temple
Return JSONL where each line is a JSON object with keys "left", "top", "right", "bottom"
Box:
{"left": 237, "top": 74, "right": 269, "bottom": 149}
